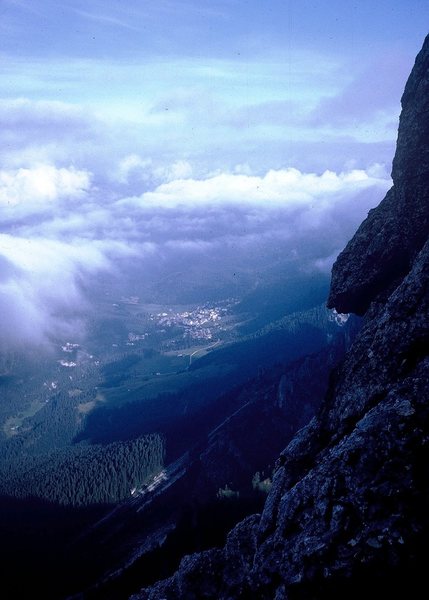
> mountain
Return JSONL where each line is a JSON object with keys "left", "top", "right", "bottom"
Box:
{"left": 132, "top": 34, "right": 429, "bottom": 599}
{"left": 59, "top": 315, "right": 352, "bottom": 600}
{"left": 0, "top": 301, "right": 349, "bottom": 598}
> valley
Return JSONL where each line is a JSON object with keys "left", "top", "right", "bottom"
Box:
{"left": 0, "top": 274, "right": 353, "bottom": 599}
{"left": 0, "top": 296, "right": 240, "bottom": 439}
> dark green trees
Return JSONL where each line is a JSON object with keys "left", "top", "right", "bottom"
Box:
{"left": 0, "top": 434, "right": 165, "bottom": 506}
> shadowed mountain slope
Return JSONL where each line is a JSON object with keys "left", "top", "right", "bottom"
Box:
{"left": 132, "top": 34, "right": 429, "bottom": 600}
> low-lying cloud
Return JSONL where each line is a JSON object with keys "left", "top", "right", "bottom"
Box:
{"left": 0, "top": 234, "right": 107, "bottom": 348}
{"left": 130, "top": 166, "right": 388, "bottom": 208}
{"left": 0, "top": 159, "right": 391, "bottom": 350}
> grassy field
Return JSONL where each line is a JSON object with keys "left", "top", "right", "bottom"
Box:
{"left": 3, "top": 397, "right": 48, "bottom": 438}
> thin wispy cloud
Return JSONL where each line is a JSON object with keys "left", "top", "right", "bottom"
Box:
{"left": 310, "top": 54, "right": 411, "bottom": 128}
{"left": 72, "top": 0, "right": 229, "bottom": 23}
{"left": 73, "top": 9, "right": 142, "bottom": 32}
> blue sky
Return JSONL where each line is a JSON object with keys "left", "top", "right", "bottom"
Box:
{"left": 2, "top": 0, "right": 428, "bottom": 174}
{"left": 0, "top": 1, "right": 428, "bottom": 346}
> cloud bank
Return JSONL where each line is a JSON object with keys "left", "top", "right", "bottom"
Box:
{"left": 0, "top": 158, "right": 390, "bottom": 349}
{"left": 1, "top": 15, "right": 409, "bottom": 351}
{"left": 132, "top": 166, "right": 386, "bottom": 208}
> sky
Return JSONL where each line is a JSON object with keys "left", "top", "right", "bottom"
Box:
{"left": 0, "top": 0, "right": 428, "bottom": 348}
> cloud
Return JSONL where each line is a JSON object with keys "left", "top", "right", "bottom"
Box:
{"left": 116, "top": 154, "right": 153, "bottom": 184}
{"left": 73, "top": 8, "right": 143, "bottom": 32}
{"left": 0, "top": 3, "right": 422, "bottom": 355}
{"left": 124, "top": 166, "right": 390, "bottom": 209}
{"left": 0, "top": 234, "right": 109, "bottom": 347}
{"left": 0, "top": 160, "right": 391, "bottom": 349}
{"left": 0, "top": 99, "right": 106, "bottom": 174}
{"left": 0, "top": 98, "right": 93, "bottom": 132}
{"left": 0, "top": 68, "right": 399, "bottom": 198}
{"left": 309, "top": 55, "right": 410, "bottom": 128}
{"left": 225, "top": 100, "right": 302, "bottom": 129}
{"left": 153, "top": 160, "right": 194, "bottom": 182}
{"left": 115, "top": 156, "right": 193, "bottom": 186}
{"left": 0, "top": 164, "right": 91, "bottom": 217}
{"left": 0, "top": 99, "right": 97, "bottom": 152}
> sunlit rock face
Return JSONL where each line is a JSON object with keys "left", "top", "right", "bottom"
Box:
{"left": 132, "top": 35, "right": 429, "bottom": 600}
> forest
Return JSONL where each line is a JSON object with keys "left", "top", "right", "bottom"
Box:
{"left": 0, "top": 434, "right": 164, "bottom": 506}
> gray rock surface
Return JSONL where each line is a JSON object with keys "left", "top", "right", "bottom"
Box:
{"left": 132, "top": 34, "right": 429, "bottom": 600}
{"left": 327, "top": 35, "right": 429, "bottom": 315}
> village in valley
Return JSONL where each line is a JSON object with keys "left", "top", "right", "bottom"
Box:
{"left": 119, "top": 297, "right": 240, "bottom": 353}
{"left": 2, "top": 296, "right": 242, "bottom": 439}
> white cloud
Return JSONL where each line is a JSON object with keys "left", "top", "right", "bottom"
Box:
{"left": 0, "top": 234, "right": 108, "bottom": 346}
{"left": 0, "top": 164, "right": 91, "bottom": 214}
{"left": 124, "top": 166, "right": 390, "bottom": 209}
{"left": 116, "top": 154, "right": 153, "bottom": 184}
{"left": 153, "top": 159, "right": 194, "bottom": 183}
{"left": 0, "top": 234, "right": 107, "bottom": 277}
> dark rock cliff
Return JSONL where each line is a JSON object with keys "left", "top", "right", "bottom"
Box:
{"left": 132, "top": 35, "right": 429, "bottom": 600}
{"left": 328, "top": 36, "right": 429, "bottom": 315}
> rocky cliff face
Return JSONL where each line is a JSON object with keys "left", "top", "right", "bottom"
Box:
{"left": 328, "top": 36, "right": 429, "bottom": 316}
{"left": 132, "top": 35, "right": 429, "bottom": 600}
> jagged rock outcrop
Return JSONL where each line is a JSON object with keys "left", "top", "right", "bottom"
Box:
{"left": 328, "top": 36, "right": 429, "bottom": 315}
{"left": 132, "top": 35, "right": 429, "bottom": 600}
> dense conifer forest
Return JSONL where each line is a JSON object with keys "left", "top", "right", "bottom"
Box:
{"left": 0, "top": 434, "right": 164, "bottom": 506}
